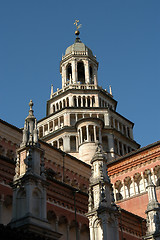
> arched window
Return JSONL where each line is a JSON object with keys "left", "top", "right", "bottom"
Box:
{"left": 89, "top": 65, "right": 93, "bottom": 83}
{"left": 53, "top": 105, "right": 55, "bottom": 113}
{"left": 66, "top": 97, "right": 69, "bottom": 107}
{"left": 124, "top": 176, "right": 132, "bottom": 198}
{"left": 70, "top": 136, "right": 76, "bottom": 151}
{"left": 77, "top": 61, "right": 85, "bottom": 84}
{"left": 53, "top": 141, "right": 57, "bottom": 148}
{"left": 59, "top": 101, "right": 62, "bottom": 109}
{"left": 73, "top": 96, "right": 77, "bottom": 107}
{"left": 78, "top": 96, "right": 81, "bottom": 107}
{"left": 59, "top": 138, "right": 63, "bottom": 150}
{"left": 66, "top": 63, "right": 72, "bottom": 81}
{"left": 83, "top": 96, "right": 86, "bottom": 107}
{"left": 92, "top": 96, "right": 95, "bottom": 107}
{"left": 63, "top": 99, "right": 66, "bottom": 108}
{"left": 87, "top": 97, "right": 90, "bottom": 107}
{"left": 115, "top": 180, "right": 123, "bottom": 201}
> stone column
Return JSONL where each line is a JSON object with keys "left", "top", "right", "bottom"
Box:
{"left": 42, "top": 125, "right": 44, "bottom": 137}
{"left": 63, "top": 135, "right": 70, "bottom": 152}
{"left": 86, "top": 125, "right": 89, "bottom": 141}
{"left": 107, "top": 134, "right": 115, "bottom": 159}
{"left": 76, "top": 136, "right": 78, "bottom": 151}
{"left": 99, "top": 128, "right": 102, "bottom": 144}
{"left": 75, "top": 114, "right": 78, "bottom": 122}
{"left": 113, "top": 187, "right": 117, "bottom": 202}
{"left": 72, "top": 59, "right": 77, "bottom": 83}
{"left": 80, "top": 128, "right": 83, "bottom": 144}
{"left": 84, "top": 60, "right": 90, "bottom": 83}
{"left": 76, "top": 97, "right": 79, "bottom": 107}
{"left": 61, "top": 65, "right": 65, "bottom": 88}
{"left": 93, "top": 66, "right": 98, "bottom": 86}
{"left": 141, "top": 172, "right": 146, "bottom": 191}
{"left": 129, "top": 128, "right": 133, "bottom": 139}
{"left": 104, "top": 112, "right": 110, "bottom": 126}
{"left": 131, "top": 176, "right": 136, "bottom": 195}
{"left": 58, "top": 118, "right": 60, "bottom": 128}
{"left": 122, "top": 180, "right": 126, "bottom": 199}
{"left": 81, "top": 97, "right": 83, "bottom": 107}
{"left": 94, "top": 126, "right": 97, "bottom": 142}
{"left": 151, "top": 168, "right": 156, "bottom": 185}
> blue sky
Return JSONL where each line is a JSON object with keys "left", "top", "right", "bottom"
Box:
{"left": 0, "top": 0, "right": 160, "bottom": 147}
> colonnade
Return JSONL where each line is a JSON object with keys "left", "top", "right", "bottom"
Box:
{"left": 113, "top": 166, "right": 160, "bottom": 202}
{"left": 47, "top": 210, "right": 89, "bottom": 240}
{"left": 39, "top": 116, "right": 64, "bottom": 138}
{"left": 114, "top": 138, "right": 133, "bottom": 156}
{"left": 78, "top": 125, "right": 102, "bottom": 145}
{"left": 110, "top": 116, "right": 133, "bottom": 139}
{"left": 61, "top": 59, "right": 98, "bottom": 88}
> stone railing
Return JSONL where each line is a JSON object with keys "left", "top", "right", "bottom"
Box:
{"left": 50, "top": 83, "right": 99, "bottom": 98}
{"left": 62, "top": 51, "right": 97, "bottom": 61}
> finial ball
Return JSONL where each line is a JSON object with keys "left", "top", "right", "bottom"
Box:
{"left": 75, "top": 30, "right": 80, "bottom": 36}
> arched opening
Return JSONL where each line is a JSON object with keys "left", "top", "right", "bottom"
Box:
{"left": 47, "top": 210, "right": 57, "bottom": 231}
{"left": 60, "top": 101, "right": 62, "bottom": 109}
{"left": 114, "top": 139, "right": 118, "bottom": 154}
{"left": 83, "top": 96, "right": 86, "bottom": 107}
{"left": 53, "top": 105, "right": 55, "bottom": 113}
{"left": 88, "top": 125, "right": 94, "bottom": 142}
{"left": 102, "top": 136, "right": 108, "bottom": 152}
{"left": 124, "top": 176, "right": 132, "bottom": 198}
{"left": 17, "top": 188, "right": 26, "bottom": 219}
{"left": 87, "top": 97, "right": 90, "bottom": 107}
{"left": 63, "top": 99, "right": 66, "bottom": 108}
{"left": 66, "top": 63, "right": 72, "bottom": 81}
{"left": 73, "top": 96, "right": 77, "bottom": 107}
{"left": 82, "top": 126, "right": 87, "bottom": 142}
{"left": 53, "top": 141, "right": 58, "bottom": 148}
{"left": 92, "top": 96, "right": 95, "bottom": 107}
{"left": 89, "top": 66, "right": 93, "bottom": 83}
{"left": 56, "top": 103, "right": 59, "bottom": 111}
{"left": 77, "top": 61, "right": 85, "bottom": 84}
{"left": 58, "top": 216, "right": 68, "bottom": 239}
{"left": 78, "top": 96, "right": 81, "bottom": 107}
{"left": 115, "top": 180, "right": 123, "bottom": 201}
{"left": 59, "top": 138, "right": 63, "bottom": 150}
{"left": 32, "top": 189, "right": 42, "bottom": 218}
{"left": 70, "top": 136, "right": 76, "bottom": 151}
{"left": 66, "top": 97, "right": 69, "bottom": 107}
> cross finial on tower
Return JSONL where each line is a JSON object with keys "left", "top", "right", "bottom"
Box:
{"left": 74, "top": 19, "right": 82, "bottom": 36}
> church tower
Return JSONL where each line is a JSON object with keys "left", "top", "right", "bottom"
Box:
{"left": 86, "top": 143, "right": 119, "bottom": 240}
{"left": 9, "top": 100, "right": 61, "bottom": 240}
{"left": 38, "top": 21, "right": 140, "bottom": 164}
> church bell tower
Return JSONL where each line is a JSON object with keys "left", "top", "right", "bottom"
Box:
{"left": 37, "top": 21, "right": 140, "bottom": 165}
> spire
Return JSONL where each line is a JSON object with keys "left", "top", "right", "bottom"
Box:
{"left": 21, "top": 100, "right": 39, "bottom": 147}
{"left": 146, "top": 171, "right": 159, "bottom": 208}
{"left": 144, "top": 171, "right": 160, "bottom": 239}
{"left": 86, "top": 143, "right": 119, "bottom": 240}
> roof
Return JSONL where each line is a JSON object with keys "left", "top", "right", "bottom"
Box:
{"left": 65, "top": 37, "right": 93, "bottom": 58}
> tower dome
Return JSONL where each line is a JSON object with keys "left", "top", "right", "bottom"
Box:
{"left": 60, "top": 27, "right": 98, "bottom": 88}
{"left": 65, "top": 37, "right": 94, "bottom": 58}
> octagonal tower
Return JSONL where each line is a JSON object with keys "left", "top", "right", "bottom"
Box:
{"left": 38, "top": 27, "right": 140, "bottom": 164}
